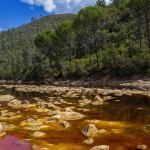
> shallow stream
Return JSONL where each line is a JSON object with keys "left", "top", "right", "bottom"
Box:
{"left": 0, "top": 86, "right": 150, "bottom": 150}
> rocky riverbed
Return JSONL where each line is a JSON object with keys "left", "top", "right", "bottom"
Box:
{"left": 0, "top": 84, "right": 150, "bottom": 150}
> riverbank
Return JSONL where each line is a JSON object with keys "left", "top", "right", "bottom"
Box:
{"left": 1, "top": 79, "right": 150, "bottom": 98}
{"left": 1, "top": 78, "right": 150, "bottom": 91}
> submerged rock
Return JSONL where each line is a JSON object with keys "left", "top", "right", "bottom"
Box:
{"left": 83, "top": 138, "right": 94, "bottom": 144}
{"left": 82, "top": 124, "right": 98, "bottom": 137}
{"left": 91, "top": 145, "right": 109, "bottom": 150}
{"left": 32, "top": 131, "right": 45, "bottom": 138}
{"left": 97, "top": 129, "right": 106, "bottom": 134}
{"left": 136, "top": 145, "right": 147, "bottom": 150}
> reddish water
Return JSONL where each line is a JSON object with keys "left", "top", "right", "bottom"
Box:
{"left": 0, "top": 87, "right": 150, "bottom": 150}
{"left": 0, "top": 135, "right": 33, "bottom": 150}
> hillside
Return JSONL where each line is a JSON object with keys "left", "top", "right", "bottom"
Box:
{"left": 0, "top": 14, "right": 74, "bottom": 79}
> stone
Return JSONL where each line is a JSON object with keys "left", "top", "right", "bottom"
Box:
{"left": 55, "top": 111, "right": 85, "bottom": 121}
{"left": 95, "top": 95, "right": 103, "bottom": 102}
{"left": 91, "top": 145, "right": 109, "bottom": 150}
{"left": 92, "top": 101, "right": 103, "bottom": 106}
{"left": 63, "top": 108, "right": 73, "bottom": 112}
{"left": 83, "top": 138, "right": 94, "bottom": 144}
{"left": 59, "top": 121, "right": 70, "bottom": 128}
{"left": 49, "top": 115, "right": 62, "bottom": 122}
{"left": 24, "top": 126, "right": 40, "bottom": 131}
{"left": 32, "top": 131, "right": 45, "bottom": 138}
{"left": 0, "top": 124, "right": 6, "bottom": 137}
{"left": 136, "top": 145, "right": 147, "bottom": 150}
{"left": 0, "top": 95, "right": 14, "bottom": 101}
{"left": 7, "top": 99, "right": 22, "bottom": 108}
{"left": 97, "top": 129, "right": 106, "bottom": 134}
{"left": 5, "top": 124, "right": 16, "bottom": 131}
{"left": 91, "top": 88, "right": 99, "bottom": 96}
{"left": 82, "top": 124, "right": 98, "bottom": 137}
{"left": 144, "top": 125, "right": 150, "bottom": 130}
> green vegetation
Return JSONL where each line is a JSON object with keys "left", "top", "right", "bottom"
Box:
{"left": 0, "top": 0, "right": 150, "bottom": 80}
{"left": 0, "top": 14, "right": 74, "bottom": 80}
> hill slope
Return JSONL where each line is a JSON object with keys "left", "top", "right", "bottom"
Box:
{"left": 0, "top": 14, "right": 74, "bottom": 79}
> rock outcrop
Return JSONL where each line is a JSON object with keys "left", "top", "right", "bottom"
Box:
{"left": 82, "top": 124, "right": 98, "bottom": 137}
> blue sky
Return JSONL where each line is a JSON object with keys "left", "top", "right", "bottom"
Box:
{"left": 0, "top": 0, "right": 110, "bottom": 31}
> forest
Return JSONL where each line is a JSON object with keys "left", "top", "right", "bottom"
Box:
{"left": 0, "top": 0, "right": 150, "bottom": 81}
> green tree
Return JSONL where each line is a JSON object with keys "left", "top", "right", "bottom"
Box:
{"left": 111, "top": 0, "right": 125, "bottom": 7}
{"left": 126, "top": 0, "right": 143, "bottom": 49}
{"left": 96, "top": 0, "right": 106, "bottom": 8}
{"left": 55, "top": 21, "right": 75, "bottom": 65}
{"left": 141, "top": 0, "right": 150, "bottom": 50}
{"left": 127, "top": 0, "right": 150, "bottom": 50}
{"left": 34, "top": 30, "right": 55, "bottom": 67}
{"left": 74, "top": 6, "right": 106, "bottom": 67}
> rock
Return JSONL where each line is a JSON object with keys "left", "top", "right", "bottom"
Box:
{"left": 7, "top": 99, "right": 22, "bottom": 108}
{"left": 1, "top": 110, "right": 8, "bottom": 115}
{"left": 95, "top": 95, "right": 103, "bottom": 102}
{"left": 56, "top": 111, "right": 85, "bottom": 121}
{"left": 83, "top": 138, "right": 94, "bottom": 144}
{"left": 92, "top": 101, "right": 103, "bottom": 106}
{"left": 0, "top": 95, "right": 14, "bottom": 101}
{"left": 91, "top": 89, "right": 99, "bottom": 96}
{"left": 82, "top": 124, "right": 98, "bottom": 137}
{"left": 90, "top": 120, "right": 99, "bottom": 123}
{"left": 59, "top": 121, "right": 70, "bottom": 128}
{"left": 26, "top": 118, "right": 37, "bottom": 123}
{"left": 136, "top": 145, "right": 147, "bottom": 150}
{"left": 46, "top": 103, "right": 61, "bottom": 111}
{"left": 32, "top": 131, "right": 45, "bottom": 138}
{"left": 5, "top": 124, "right": 16, "bottom": 131}
{"left": 79, "top": 99, "right": 91, "bottom": 107}
{"left": 24, "top": 126, "right": 40, "bottom": 131}
{"left": 103, "top": 96, "right": 115, "bottom": 101}
{"left": 97, "top": 129, "right": 106, "bottom": 134}
{"left": 144, "top": 125, "right": 150, "bottom": 130}
{"left": 63, "top": 108, "right": 73, "bottom": 112}
{"left": 78, "top": 108, "right": 89, "bottom": 112}
{"left": 0, "top": 112, "right": 22, "bottom": 120}
{"left": 91, "top": 145, "right": 109, "bottom": 150}
{"left": 49, "top": 115, "right": 62, "bottom": 122}
{"left": 0, "top": 124, "right": 6, "bottom": 137}
{"left": 40, "top": 148, "right": 49, "bottom": 150}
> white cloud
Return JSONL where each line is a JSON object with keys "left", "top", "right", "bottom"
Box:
{"left": 0, "top": 28, "right": 2, "bottom": 32}
{"left": 21, "top": 0, "right": 111, "bottom": 13}
{"left": 21, "top": 0, "right": 56, "bottom": 12}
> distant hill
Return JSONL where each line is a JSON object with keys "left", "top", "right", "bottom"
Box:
{"left": 0, "top": 14, "right": 74, "bottom": 79}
